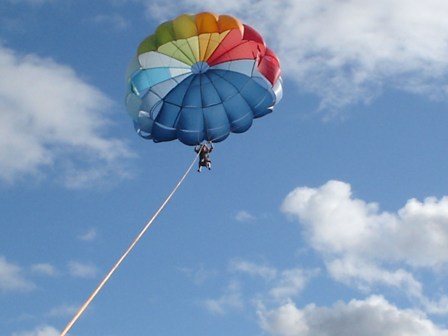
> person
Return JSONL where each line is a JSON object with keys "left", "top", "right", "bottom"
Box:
{"left": 194, "top": 141, "right": 214, "bottom": 172}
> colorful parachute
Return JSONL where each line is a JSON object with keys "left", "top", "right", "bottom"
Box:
{"left": 125, "top": 12, "right": 283, "bottom": 145}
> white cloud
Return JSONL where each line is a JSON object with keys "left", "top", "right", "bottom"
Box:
{"left": 0, "top": 256, "right": 35, "bottom": 292}
{"left": 92, "top": 14, "right": 129, "bottom": 30}
{"left": 179, "top": 265, "right": 218, "bottom": 285}
{"left": 282, "top": 180, "right": 448, "bottom": 268}
{"left": 68, "top": 261, "right": 98, "bottom": 279}
{"left": 326, "top": 256, "right": 422, "bottom": 296}
{"left": 281, "top": 180, "right": 448, "bottom": 312}
{"left": 269, "top": 269, "right": 316, "bottom": 301}
{"left": 30, "top": 263, "right": 57, "bottom": 276}
{"left": 77, "top": 227, "right": 97, "bottom": 242}
{"left": 143, "top": 0, "right": 448, "bottom": 111}
{"left": 229, "top": 259, "right": 316, "bottom": 303}
{"left": 46, "top": 304, "right": 77, "bottom": 317}
{"left": 0, "top": 46, "right": 133, "bottom": 188}
{"left": 258, "top": 300, "right": 309, "bottom": 336}
{"left": 12, "top": 325, "right": 59, "bottom": 336}
{"left": 258, "top": 296, "right": 448, "bottom": 336}
{"left": 230, "top": 259, "right": 277, "bottom": 281}
{"left": 235, "top": 210, "right": 256, "bottom": 223}
{"left": 203, "top": 281, "right": 244, "bottom": 315}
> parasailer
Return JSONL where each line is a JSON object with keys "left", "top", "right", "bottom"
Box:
{"left": 195, "top": 141, "right": 214, "bottom": 172}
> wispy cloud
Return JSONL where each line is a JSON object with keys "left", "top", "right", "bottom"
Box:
{"left": 203, "top": 281, "right": 244, "bottom": 315}
{"left": 209, "top": 259, "right": 316, "bottom": 309}
{"left": 92, "top": 14, "right": 129, "bottom": 30}
{"left": 178, "top": 265, "right": 218, "bottom": 285}
{"left": 0, "top": 256, "right": 35, "bottom": 292}
{"left": 11, "top": 325, "right": 59, "bottom": 336}
{"left": 235, "top": 210, "right": 256, "bottom": 223}
{"left": 46, "top": 304, "right": 77, "bottom": 317}
{"left": 30, "top": 263, "right": 57, "bottom": 277}
{"left": 0, "top": 46, "right": 134, "bottom": 188}
{"left": 269, "top": 268, "right": 317, "bottom": 301}
{"left": 68, "top": 261, "right": 98, "bottom": 279}
{"left": 77, "top": 227, "right": 97, "bottom": 242}
{"left": 230, "top": 259, "right": 277, "bottom": 281}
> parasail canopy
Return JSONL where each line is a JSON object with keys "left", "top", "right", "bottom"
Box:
{"left": 125, "top": 12, "right": 283, "bottom": 145}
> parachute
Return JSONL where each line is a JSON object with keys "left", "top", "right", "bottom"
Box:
{"left": 125, "top": 12, "right": 283, "bottom": 145}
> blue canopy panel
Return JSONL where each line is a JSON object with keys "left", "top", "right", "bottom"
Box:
{"left": 129, "top": 65, "right": 277, "bottom": 145}
{"left": 209, "top": 59, "right": 276, "bottom": 117}
{"left": 209, "top": 69, "right": 275, "bottom": 118}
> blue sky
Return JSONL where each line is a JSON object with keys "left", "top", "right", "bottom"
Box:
{"left": 1, "top": 0, "right": 448, "bottom": 335}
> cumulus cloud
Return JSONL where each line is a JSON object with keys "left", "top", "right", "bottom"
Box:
{"left": 0, "top": 46, "right": 133, "bottom": 188}
{"left": 282, "top": 180, "right": 448, "bottom": 268}
{"left": 258, "top": 295, "right": 448, "bottom": 336}
{"left": 0, "top": 256, "right": 35, "bottom": 292}
{"left": 281, "top": 180, "right": 448, "bottom": 312}
{"left": 143, "top": 0, "right": 448, "bottom": 111}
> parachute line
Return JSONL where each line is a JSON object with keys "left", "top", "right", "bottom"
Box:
{"left": 60, "top": 151, "right": 201, "bottom": 336}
